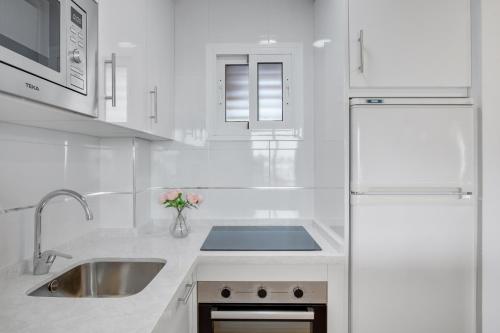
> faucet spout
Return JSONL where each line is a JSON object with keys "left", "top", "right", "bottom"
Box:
{"left": 33, "top": 189, "right": 93, "bottom": 275}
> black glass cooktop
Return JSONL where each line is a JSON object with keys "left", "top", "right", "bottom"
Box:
{"left": 200, "top": 226, "right": 322, "bottom": 251}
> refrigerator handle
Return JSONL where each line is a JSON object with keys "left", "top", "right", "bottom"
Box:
{"left": 358, "top": 30, "right": 365, "bottom": 73}
{"left": 350, "top": 191, "right": 473, "bottom": 198}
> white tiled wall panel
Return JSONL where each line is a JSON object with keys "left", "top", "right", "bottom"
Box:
{"left": 314, "top": 188, "right": 345, "bottom": 227}
{"left": 150, "top": 0, "right": 318, "bottom": 221}
{"left": 135, "top": 138, "right": 152, "bottom": 227}
{"left": 150, "top": 188, "right": 314, "bottom": 220}
{"left": 173, "top": 0, "right": 314, "bottom": 145}
{"left": 313, "top": 0, "right": 348, "bottom": 227}
{"left": 151, "top": 140, "right": 315, "bottom": 189}
{"left": 99, "top": 138, "right": 134, "bottom": 192}
{"left": 0, "top": 123, "right": 101, "bottom": 270}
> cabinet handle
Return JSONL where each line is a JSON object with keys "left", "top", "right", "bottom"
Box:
{"left": 149, "top": 86, "right": 158, "bottom": 123}
{"left": 104, "top": 53, "right": 117, "bottom": 107}
{"left": 178, "top": 283, "right": 195, "bottom": 304}
{"left": 358, "top": 30, "right": 365, "bottom": 73}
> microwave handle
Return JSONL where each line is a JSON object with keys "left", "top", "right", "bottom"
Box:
{"left": 211, "top": 309, "right": 314, "bottom": 321}
{"left": 104, "top": 53, "right": 117, "bottom": 107}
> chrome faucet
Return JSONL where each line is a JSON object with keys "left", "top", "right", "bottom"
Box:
{"left": 33, "top": 189, "right": 93, "bottom": 275}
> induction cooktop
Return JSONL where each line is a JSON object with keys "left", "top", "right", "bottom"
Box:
{"left": 200, "top": 226, "right": 322, "bottom": 251}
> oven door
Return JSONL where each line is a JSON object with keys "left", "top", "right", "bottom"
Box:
{"left": 199, "top": 304, "right": 327, "bottom": 333}
{"left": 0, "top": 0, "right": 67, "bottom": 86}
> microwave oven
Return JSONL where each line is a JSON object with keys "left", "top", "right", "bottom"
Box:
{"left": 0, "top": 0, "right": 98, "bottom": 117}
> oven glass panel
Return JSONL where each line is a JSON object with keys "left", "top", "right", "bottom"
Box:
{"left": 0, "top": 0, "right": 61, "bottom": 71}
{"left": 213, "top": 321, "right": 312, "bottom": 333}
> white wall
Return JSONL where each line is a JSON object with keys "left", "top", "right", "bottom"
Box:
{"left": 313, "top": 0, "right": 348, "bottom": 230}
{"left": 0, "top": 124, "right": 148, "bottom": 270}
{"left": 0, "top": 123, "right": 101, "bottom": 270}
{"left": 151, "top": 0, "right": 316, "bottom": 220}
{"left": 480, "top": 0, "right": 500, "bottom": 331}
{"left": 99, "top": 138, "right": 135, "bottom": 228}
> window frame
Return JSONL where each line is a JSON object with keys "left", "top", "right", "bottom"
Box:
{"left": 216, "top": 55, "right": 250, "bottom": 136}
{"left": 249, "top": 54, "right": 292, "bottom": 130}
{"left": 207, "top": 43, "right": 303, "bottom": 140}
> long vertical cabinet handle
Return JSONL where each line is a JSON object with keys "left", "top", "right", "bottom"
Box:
{"left": 178, "top": 283, "right": 195, "bottom": 304}
{"left": 149, "top": 86, "right": 158, "bottom": 123}
{"left": 358, "top": 30, "right": 365, "bottom": 73}
{"left": 104, "top": 53, "right": 117, "bottom": 107}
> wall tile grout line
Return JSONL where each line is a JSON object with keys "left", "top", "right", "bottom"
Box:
{"left": 0, "top": 191, "right": 134, "bottom": 215}
{"left": 0, "top": 186, "right": 338, "bottom": 216}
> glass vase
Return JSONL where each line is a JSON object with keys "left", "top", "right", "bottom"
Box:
{"left": 169, "top": 210, "right": 191, "bottom": 238}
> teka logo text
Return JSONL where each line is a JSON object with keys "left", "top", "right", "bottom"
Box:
{"left": 25, "top": 83, "right": 40, "bottom": 91}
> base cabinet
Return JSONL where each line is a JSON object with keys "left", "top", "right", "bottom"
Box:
{"left": 153, "top": 271, "right": 196, "bottom": 333}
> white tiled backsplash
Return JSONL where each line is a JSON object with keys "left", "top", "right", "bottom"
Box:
{"left": 150, "top": 140, "right": 315, "bottom": 220}
{"left": 0, "top": 123, "right": 101, "bottom": 269}
{"left": 0, "top": 125, "right": 142, "bottom": 270}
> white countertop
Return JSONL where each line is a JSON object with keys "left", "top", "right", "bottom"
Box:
{"left": 0, "top": 220, "right": 344, "bottom": 333}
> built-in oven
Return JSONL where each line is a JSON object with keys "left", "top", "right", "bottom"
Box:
{"left": 198, "top": 281, "right": 327, "bottom": 333}
{"left": 0, "top": 0, "right": 98, "bottom": 116}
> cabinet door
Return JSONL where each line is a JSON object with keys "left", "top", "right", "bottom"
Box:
{"left": 169, "top": 294, "right": 191, "bottom": 333}
{"left": 153, "top": 274, "right": 196, "bottom": 333}
{"left": 98, "top": 0, "right": 150, "bottom": 132}
{"left": 349, "top": 0, "right": 471, "bottom": 89}
{"left": 351, "top": 196, "right": 475, "bottom": 333}
{"left": 146, "top": 0, "right": 175, "bottom": 139}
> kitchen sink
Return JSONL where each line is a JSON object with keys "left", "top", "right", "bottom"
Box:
{"left": 27, "top": 259, "right": 166, "bottom": 298}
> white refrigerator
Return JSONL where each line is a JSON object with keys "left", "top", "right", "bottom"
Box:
{"left": 350, "top": 98, "right": 477, "bottom": 333}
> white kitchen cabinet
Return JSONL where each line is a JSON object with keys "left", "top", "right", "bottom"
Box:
{"left": 349, "top": 0, "right": 471, "bottom": 94}
{"left": 98, "top": 0, "right": 150, "bottom": 132}
{"left": 146, "top": 0, "right": 175, "bottom": 139}
{"left": 98, "top": 0, "right": 174, "bottom": 138}
{"left": 153, "top": 272, "right": 196, "bottom": 333}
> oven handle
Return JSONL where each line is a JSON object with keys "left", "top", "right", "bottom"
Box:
{"left": 211, "top": 309, "right": 314, "bottom": 321}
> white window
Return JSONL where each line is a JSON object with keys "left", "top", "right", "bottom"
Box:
{"left": 208, "top": 45, "right": 302, "bottom": 139}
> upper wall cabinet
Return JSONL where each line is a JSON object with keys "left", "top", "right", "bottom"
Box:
{"left": 147, "top": 0, "right": 175, "bottom": 139}
{"left": 349, "top": 0, "right": 471, "bottom": 96}
{"left": 98, "top": 0, "right": 174, "bottom": 139}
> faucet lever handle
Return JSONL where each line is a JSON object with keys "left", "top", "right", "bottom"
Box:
{"left": 42, "top": 250, "right": 72, "bottom": 264}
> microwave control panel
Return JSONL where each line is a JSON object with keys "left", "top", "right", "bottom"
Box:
{"left": 67, "top": 2, "right": 87, "bottom": 95}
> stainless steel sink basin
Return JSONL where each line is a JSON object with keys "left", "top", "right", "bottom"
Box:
{"left": 28, "top": 259, "right": 166, "bottom": 298}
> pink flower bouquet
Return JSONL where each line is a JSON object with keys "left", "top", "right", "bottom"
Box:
{"left": 160, "top": 190, "right": 203, "bottom": 238}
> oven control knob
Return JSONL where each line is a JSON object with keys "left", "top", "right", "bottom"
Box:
{"left": 257, "top": 288, "right": 267, "bottom": 299}
{"left": 293, "top": 287, "right": 304, "bottom": 299}
{"left": 221, "top": 288, "right": 231, "bottom": 299}
{"left": 72, "top": 49, "right": 82, "bottom": 63}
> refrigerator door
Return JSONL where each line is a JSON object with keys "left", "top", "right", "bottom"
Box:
{"left": 350, "top": 103, "right": 475, "bottom": 192}
{"left": 350, "top": 195, "right": 476, "bottom": 333}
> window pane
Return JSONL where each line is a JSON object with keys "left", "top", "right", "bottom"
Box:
{"left": 225, "top": 64, "right": 249, "bottom": 122}
{"left": 258, "top": 63, "right": 283, "bottom": 121}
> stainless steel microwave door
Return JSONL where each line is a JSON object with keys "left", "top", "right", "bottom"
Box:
{"left": 0, "top": 0, "right": 61, "bottom": 72}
